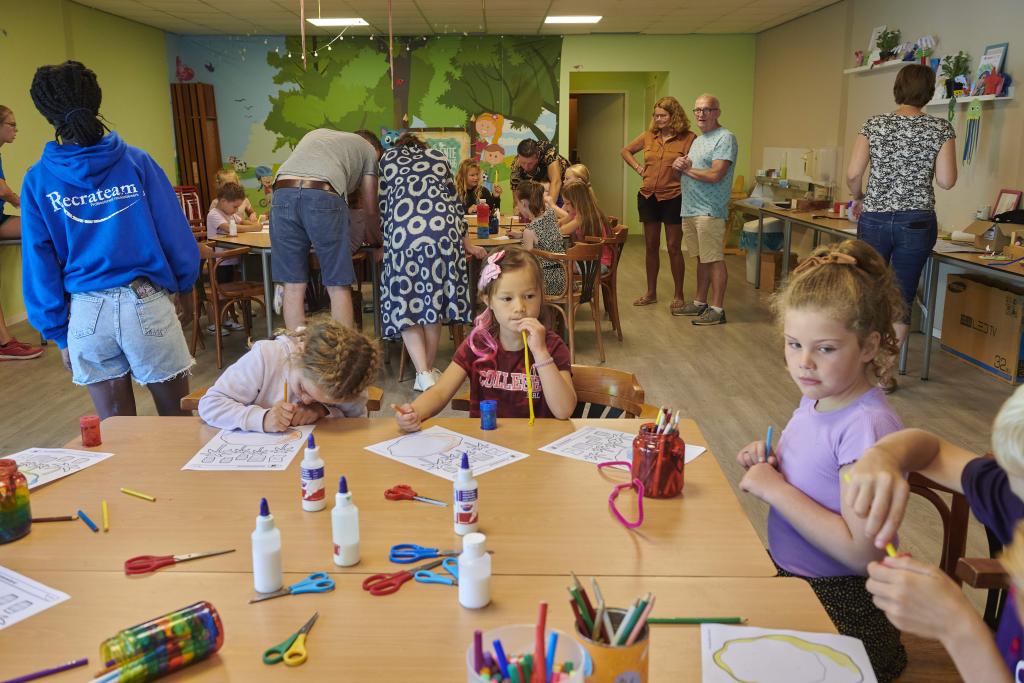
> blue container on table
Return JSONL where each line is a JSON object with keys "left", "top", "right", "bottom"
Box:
{"left": 480, "top": 400, "right": 497, "bottom": 430}
{"left": 489, "top": 213, "right": 499, "bottom": 235}
{"left": 477, "top": 224, "right": 490, "bottom": 240}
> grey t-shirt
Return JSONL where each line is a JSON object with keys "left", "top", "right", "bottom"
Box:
{"left": 275, "top": 129, "right": 378, "bottom": 199}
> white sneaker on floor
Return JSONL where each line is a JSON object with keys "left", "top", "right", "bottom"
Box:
{"left": 206, "top": 324, "right": 230, "bottom": 336}
{"left": 223, "top": 320, "right": 244, "bottom": 331}
{"left": 414, "top": 370, "right": 437, "bottom": 392}
{"left": 273, "top": 284, "right": 284, "bottom": 315}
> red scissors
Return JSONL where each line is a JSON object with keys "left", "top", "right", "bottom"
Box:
{"left": 384, "top": 484, "right": 447, "bottom": 507}
{"left": 124, "top": 549, "right": 236, "bottom": 575}
{"left": 361, "top": 558, "right": 445, "bottom": 596}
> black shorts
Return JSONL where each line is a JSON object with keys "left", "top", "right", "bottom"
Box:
{"left": 637, "top": 192, "right": 682, "bottom": 225}
{"left": 0, "top": 213, "right": 12, "bottom": 226}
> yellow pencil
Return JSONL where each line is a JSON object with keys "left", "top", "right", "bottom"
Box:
{"left": 284, "top": 379, "right": 288, "bottom": 403}
{"left": 102, "top": 499, "right": 109, "bottom": 532}
{"left": 120, "top": 487, "right": 156, "bottom": 502}
{"left": 522, "top": 331, "right": 535, "bottom": 425}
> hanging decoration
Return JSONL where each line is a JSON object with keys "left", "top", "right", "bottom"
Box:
{"left": 299, "top": 0, "right": 307, "bottom": 69}
{"left": 387, "top": 0, "right": 395, "bottom": 89}
{"left": 962, "top": 99, "right": 982, "bottom": 165}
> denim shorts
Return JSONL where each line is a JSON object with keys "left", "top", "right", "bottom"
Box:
{"left": 857, "top": 210, "right": 937, "bottom": 321}
{"left": 68, "top": 287, "right": 194, "bottom": 386}
{"left": 270, "top": 187, "right": 355, "bottom": 286}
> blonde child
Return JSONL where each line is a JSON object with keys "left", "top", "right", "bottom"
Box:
{"left": 210, "top": 168, "right": 261, "bottom": 222}
{"left": 560, "top": 179, "right": 613, "bottom": 272}
{"left": 846, "top": 384, "right": 1024, "bottom": 682}
{"left": 550, "top": 163, "right": 589, "bottom": 220}
{"left": 199, "top": 315, "right": 380, "bottom": 432}
{"left": 735, "top": 240, "right": 907, "bottom": 681}
{"left": 516, "top": 180, "right": 571, "bottom": 296}
{"left": 393, "top": 247, "right": 575, "bottom": 431}
{"left": 455, "top": 159, "right": 501, "bottom": 214}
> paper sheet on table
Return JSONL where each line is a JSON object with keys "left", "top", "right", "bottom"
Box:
{"left": 0, "top": 566, "right": 70, "bottom": 630}
{"left": 182, "top": 425, "right": 314, "bottom": 471}
{"left": 933, "top": 238, "right": 982, "bottom": 254}
{"left": 364, "top": 425, "right": 529, "bottom": 481}
{"left": 6, "top": 448, "right": 114, "bottom": 489}
{"left": 539, "top": 426, "right": 706, "bottom": 466}
{"left": 700, "top": 624, "right": 877, "bottom": 683}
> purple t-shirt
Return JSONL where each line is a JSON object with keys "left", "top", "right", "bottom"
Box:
{"left": 768, "top": 387, "right": 902, "bottom": 577}
{"left": 961, "top": 457, "right": 1024, "bottom": 676}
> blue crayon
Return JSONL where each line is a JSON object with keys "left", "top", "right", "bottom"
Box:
{"left": 765, "top": 425, "right": 774, "bottom": 462}
{"left": 77, "top": 509, "right": 99, "bottom": 533}
{"left": 546, "top": 631, "right": 558, "bottom": 682}
{"left": 492, "top": 638, "right": 511, "bottom": 679}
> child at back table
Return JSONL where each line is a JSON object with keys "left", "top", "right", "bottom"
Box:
{"left": 199, "top": 316, "right": 380, "bottom": 432}
{"left": 735, "top": 239, "right": 907, "bottom": 682}
{"left": 210, "top": 168, "right": 261, "bottom": 222}
{"left": 393, "top": 247, "right": 576, "bottom": 431}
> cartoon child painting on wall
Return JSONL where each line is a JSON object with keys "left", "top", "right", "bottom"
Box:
{"left": 473, "top": 113, "right": 504, "bottom": 160}
{"left": 479, "top": 144, "right": 507, "bottom": 192}
{"left": 254, "top": 165, "right": 274, "bottom": 210}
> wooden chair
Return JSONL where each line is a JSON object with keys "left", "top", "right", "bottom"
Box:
{"left": 181, "top": 386, "right": 384, "bottom": 414}
{"left": 907, "top": 473, "right": 970, "bottom": 582}
{"left": 451, "top": 364, "right": 659, "bottom": 418}
{"left": 398, "top": 323, "right": 466, "bottom": 382}
{"left": 532, "top": 242, "right": 605, "bottom": 363}
{"left": 585, "top": 225, "right": 629, "bottom": 341}
{"left": 191, "top": 242, "right": 266, "bottom": 369}
{"left": 174, "top": 185, "right": 206, "bottom": 242}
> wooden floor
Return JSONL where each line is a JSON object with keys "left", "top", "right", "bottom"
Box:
{"left": 1, "top": 236, "right": 1005, "bottom": 682}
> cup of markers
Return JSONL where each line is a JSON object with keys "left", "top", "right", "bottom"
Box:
{"left": 466, "top": 625, "right": 585, "bottom": 683}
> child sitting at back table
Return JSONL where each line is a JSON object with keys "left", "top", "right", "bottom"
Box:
{"left": 560, "top": 179, "right": 613, "bottom": 272}
{"left": 515, "top": 180, "right": 571, "bottom": 297}
{"left": 199, "top": 315, "right": 380, "bottom": 432}
{"left": 550, "top": 163, "right": 589, "bottom": 221}
{"left": 736, "top": 240, "right": 907, "bottom": 682}
{"left": 210, "top": 168, "right": 261, "bottom": 222}
{"left": 455, "top": 159, "right": 501, "bottom": 215}
{"left": 393, "top": 247, "right": 575, "bottom": 432}
{"left": 846, "top": 385, "right": 1024, "bottom": 682}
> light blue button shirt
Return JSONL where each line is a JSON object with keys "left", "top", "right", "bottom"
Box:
{"left": 681, "top": 127, "right": 737, "bottom": 219}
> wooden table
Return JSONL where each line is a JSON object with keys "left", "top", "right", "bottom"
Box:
{"left": 15, "top": 417, "right": 775, "bottom": 578}
{"left": 757, "top": 206, "right": 857, "bottom": 281}
{"left": 1, "top": 573, "right": 833, "bottom": 681}
{"left": 468, "top": 225, "right": 523, "bottom": 250}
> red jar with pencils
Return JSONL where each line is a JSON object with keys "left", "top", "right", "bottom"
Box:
{"left": 0, "top": 459, "right": 31, "bottom": 544}
{"left": 631, "top": 423, "right": 685, "bottom": 498}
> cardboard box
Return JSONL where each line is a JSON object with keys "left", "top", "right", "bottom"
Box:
{"left": 940, "top": 274, "right": 1024, "bottom": 384}
{"left": 961, "top": 219, "right": 1016, "bottom": 252}
{"left": 758, "top": 252, "right": 797, "bottom": 292}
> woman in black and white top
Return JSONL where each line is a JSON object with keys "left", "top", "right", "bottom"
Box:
{"left": 847, "top": 64, "right": 956, "bottom": 390}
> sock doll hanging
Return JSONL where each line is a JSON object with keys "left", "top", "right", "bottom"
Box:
{"left": 962, "top": 99, "right": 982, "bottom": 165}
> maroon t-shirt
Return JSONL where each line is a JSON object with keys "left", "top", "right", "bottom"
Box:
{"left": 452, "top": 331, "right": 572, "bottom": 418}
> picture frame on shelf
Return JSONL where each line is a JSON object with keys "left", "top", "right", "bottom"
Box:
{"left": 973, "top": 43, "right": 1009, "bottom": 95}
{"left": 867, "top": 25, "right": 885, "bottom": 63}
{"left": 993, "top": 188, "right": 1022, "bottom": 217}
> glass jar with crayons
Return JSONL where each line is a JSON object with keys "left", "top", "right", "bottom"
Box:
{"left": 0, "top": 459, "right": 31, "bottom": 544}
{"left": 631, "top": 411, "right": 684, "bottom": 498}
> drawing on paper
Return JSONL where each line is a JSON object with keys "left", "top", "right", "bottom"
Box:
{"left": 539, "top": 426, "right": 706, "bottom": 467}
{"left": 701, "top": 624, "right": 876, "bottom": 683}
{"left": 182, "top": 426, "right": 314, "bottom": 472}
{"left": 0, "top": 566, "right": 70, "bottom": 630}
{"left": 365, "top": 425, "right": 529, "bottom": 481}
{"left": 6, "top": 448, "right": 114, "bottom": 489}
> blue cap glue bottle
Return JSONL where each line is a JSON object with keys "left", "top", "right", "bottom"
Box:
{"left": 454, "top": 452, "right": 479, "bottom": 535}
{"left": 331, "top": 476, "right": 360, "bottom": 567}
{"left": 251, "top": 497, "right": 283, "bottom": 594}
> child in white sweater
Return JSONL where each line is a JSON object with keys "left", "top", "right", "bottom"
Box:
{"left": 198, "top": 316, "right": 380, "bottom": 432}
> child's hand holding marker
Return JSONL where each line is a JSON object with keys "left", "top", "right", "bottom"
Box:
{"left": 736, "top": 440, "right": 777, "bottom": 469}
{"left": 392, "top": 403, "right": 422, "bottom": 433}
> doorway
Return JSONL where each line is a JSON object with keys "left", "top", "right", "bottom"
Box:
{"left": 570, "top": 93, "right": 626, "bottom": 221}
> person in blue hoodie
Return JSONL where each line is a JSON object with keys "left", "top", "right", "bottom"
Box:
{"left": 21, "top": 61, "right": 199, "bottom": 417}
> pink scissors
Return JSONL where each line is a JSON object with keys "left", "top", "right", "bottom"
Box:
{"left": 361, "top": 558, "right": 445, "bottom": 596}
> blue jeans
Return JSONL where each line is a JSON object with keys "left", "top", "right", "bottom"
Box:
{"left": 857, "top": 210, "right": 937, "bottom": 322}
{"left": 270, "top": 187, "right": 354, "bottom": 286}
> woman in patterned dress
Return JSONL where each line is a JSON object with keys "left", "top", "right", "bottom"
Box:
{"left": 379, "top": 133, "right": 488, "bottom": 392}
{"left": 847, "top": 64, "right": 957, "bottom": 391}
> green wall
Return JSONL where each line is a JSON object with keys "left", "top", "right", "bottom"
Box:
{"left": 561, "top": 35, "right": 756, "bottom": 233}
{"left": 0, "top": 0, "right": 172, "bottom": 324}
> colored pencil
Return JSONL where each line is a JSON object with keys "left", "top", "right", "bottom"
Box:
{"left": 283, "top": 379, "right": 288, "bottom": 403}
{"left": 568, "top": 598, "right": 588, "bottom": 635}
{"left": 616, "top": 594, "right": 649, "bottom": 645}
{"left": 625, "top": 594, "right": 656, "bottom": 646}
{"left": 534, "top": 602, "right": 547, "bottom": 683}
{"left": 765, "top": 425, "right": 773, "bottom": 462}
{"left": 101, "top": 500, "right": 109, "bottom": 532}
{"left": 31, "top": 516, "right": 76, "bottom": 523}
{"left": 602, "top": 611, "right": 615, "bottom": 645}
{"left": 567, "top": 587, "right": 593, "bottom": 633}
{"left": 119, "top": 487, "right": 156, "bottom": 502}
{"left": 523, "top": 331, "right": 535, "bottom": 425}
{"left": 473, "top": 630, "right": 484, "bottom": 674}
{"left": 492, "top": 639, "right": 511, "bottom": 679}
{"left": 545, "top": 630, "right": 557, "bottom": 683}
{"left": 570, "top": 572, "right": 595, "bottom": 621}
{"left": 647, "top": 616, "right": 744, "bottom": 624}
{"left": 3, "top": 657, "right": 88, "bottom": 683}
{"left": 77, "top": 509, "right": 98, "bottom": 533}
{"left": 591, "top": 604, "right": 605, "bottom": 641}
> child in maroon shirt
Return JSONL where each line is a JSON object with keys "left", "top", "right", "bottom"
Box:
{"left": 394, "top": 247, "right": 576, "bottom": 431}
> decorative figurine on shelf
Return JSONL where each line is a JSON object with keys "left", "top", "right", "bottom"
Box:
{"left": 982, "top": 69, "right": 1005, "bottom": 96}
{"left": 915, "top": 35, "right": 936, "bottom": 64}
{"left": 853, "top": 50, "right": 865, "bottom": 67}
{"left": 962, "top": 100, "right": 982, "bottom": 166}
{"left": 876, "top": 29, "right": 901, "bottom": 61}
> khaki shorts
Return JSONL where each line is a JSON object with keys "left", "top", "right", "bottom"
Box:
{"left": 682, "top": 215, "right": 725, "bottom": 263}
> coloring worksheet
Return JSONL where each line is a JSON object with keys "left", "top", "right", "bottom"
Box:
{"left": 0, "top": 566, "right": 70, "bottom": 630}
{"left": 364, "top": 425, "right": 529, "bottom": 481}
{"left": 182, "top": 425, "right": 314, "bottom": 471}
{"left": 5, "top": 448, "right": 114, "bottom": 489}
{"left": 701, "top": 624, "right": 876, "bottom": 683}
{"left": 539, "top": 426, "right": 706, "bottom": 466}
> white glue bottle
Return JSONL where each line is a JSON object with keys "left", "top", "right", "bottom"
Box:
{"left": 300, "top": 433, "right": 326, "bottom": 512}
{"left": 458, "top": 532, "right": 491, "bottom": 609}
{"left": 331, "top": 475, "right": 360, "bottom": 567}
{"left": 251, "top": 497, "right": 283, "bottom": 594}
{"left": 453, "top": 452, "right": 479, "bottom": 535}
{"left": 228, "top": 216, "right": 238, "bottom": 236}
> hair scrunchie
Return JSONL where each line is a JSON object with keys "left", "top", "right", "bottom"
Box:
{"left": 477, "top": 249, "right": 506, "bottom": 289}
{"left": 792, "top": 251, "right": 858, "bottom": 274}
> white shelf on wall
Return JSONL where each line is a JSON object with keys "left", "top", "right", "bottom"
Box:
{"left": 926, "top": 87, "right": 1015, "bottom": 107}
{"left": 842, "top": 60, "right": 910, "bottom": 75}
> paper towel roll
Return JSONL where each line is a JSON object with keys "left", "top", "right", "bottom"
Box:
{"left": 950, "top": 230, "right": 974, "bottom": 242}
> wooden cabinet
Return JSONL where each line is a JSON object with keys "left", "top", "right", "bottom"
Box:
{"left": 170, "top": 83, "right": 222, "bottom": 212}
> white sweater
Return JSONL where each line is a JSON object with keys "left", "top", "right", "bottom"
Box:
{"left": 198, "top": 336, "right": 367, "bottom": 432}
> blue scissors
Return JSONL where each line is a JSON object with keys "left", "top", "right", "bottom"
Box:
{"left": 415, "top": 557, "right": 459, "bottom": 586}
{"left": 389, "top": 543, "right": 459, "bottom": 564}
{"left": 249, "top": 572, "right": 335, "bottom": 603}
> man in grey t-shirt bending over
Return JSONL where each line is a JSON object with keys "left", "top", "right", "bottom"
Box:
{"left": 272, "top": 129, "right": 378, "bottom": 329}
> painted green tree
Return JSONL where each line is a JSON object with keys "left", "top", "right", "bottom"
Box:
{"left": 439, "top": 36, "right": 561, "bottom": 142}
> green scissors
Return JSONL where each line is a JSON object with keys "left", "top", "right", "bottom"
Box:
{"left": 262, "top": 612, "right": 318, "bottom": 666}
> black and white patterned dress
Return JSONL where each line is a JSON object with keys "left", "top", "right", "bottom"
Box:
{"left": 860, "top": 113, "right": 955, "bottom": 212}
{"left": 378, "top": 146, "right": 472, "bottom": 339}
{"left": 529, "top": 208, "right": 568, "bottom": 297}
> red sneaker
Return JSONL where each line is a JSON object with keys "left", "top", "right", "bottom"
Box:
{"left": 0, "top": 340, "right": 43, "bottom": 360}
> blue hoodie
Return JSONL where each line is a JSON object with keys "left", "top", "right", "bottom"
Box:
{"left": 21, "top": 132, "right": 199, "bottom": 348}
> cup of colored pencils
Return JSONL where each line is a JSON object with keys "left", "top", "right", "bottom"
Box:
{"left": 631, "top": 407, "right": 685, "bottom": 498}
{"left": 466, "top": 620, "right": 585, "bottom": 682}
{"left": 568, "top": 574, "right": 651, "bottom": 683}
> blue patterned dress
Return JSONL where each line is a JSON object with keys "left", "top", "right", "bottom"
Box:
{"left": 378, "top": 146, "right": 472, "bottom": 339}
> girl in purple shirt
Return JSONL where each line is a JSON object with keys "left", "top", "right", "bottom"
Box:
{"left": 735, "top": 239, "right": 907, "bottom": 682}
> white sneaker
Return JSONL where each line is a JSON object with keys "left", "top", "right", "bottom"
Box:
{"left": 414, "top": 371, "right": 436, "bottom": 392}
{"left": 223, "top": 320, "right": 244, "bottom": 331}
{"left": 273, "top": 284, "right": 284, "bottom": 315}
{"left": 206, "top": 324, "right": 230, "bottom": 336}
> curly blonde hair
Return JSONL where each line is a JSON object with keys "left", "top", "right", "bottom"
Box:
{"left": 649, "top": 96, "right": 691, "bottom": 139}
{"left": 281, "top": 316, "right": 380, "bottom": 400}
{"left": 772, "top": 240, "right": 905, "bottom": 384}
{"left": 455, "top": 159, "right": 483, "bottom": 208}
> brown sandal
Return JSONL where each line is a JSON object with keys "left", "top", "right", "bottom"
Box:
{"left": 633, "top": 294, "right": 657, "bottom": 306}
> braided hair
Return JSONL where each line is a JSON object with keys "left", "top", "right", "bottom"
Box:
{"left": 30, "top": 61, "right": 108, "bottom": 146}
